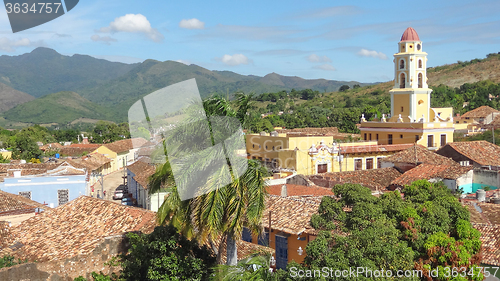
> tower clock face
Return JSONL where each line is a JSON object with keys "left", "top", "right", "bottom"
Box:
{"left": 417, "top": 44, "right": 421, "bottom": 51}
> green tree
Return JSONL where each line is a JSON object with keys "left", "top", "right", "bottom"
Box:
{"left": 300, "top": 181, "right": 482, "bottom": 281}
{"left": 339, "top": 85, "right": 350, "bottom": 92}
{"left": 119, "top": 225, "right": 216, "bottom": 281}
{"left": 150, "top": 95, "right": 269, "bottom": 266}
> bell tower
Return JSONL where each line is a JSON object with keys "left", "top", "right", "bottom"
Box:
{"left": 390, "top": 27, "right": 432, "bottom": 122}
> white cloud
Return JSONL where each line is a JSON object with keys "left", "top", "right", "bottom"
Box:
{"left": 307, "top": 54, "right": 332, "bottom": 63}
{"left": 91, "top": 34, "right": 117, "bottom": 45}
{"left": 98, "top": 14, "right": 164, "bottom": 42}
{"left": 179, "top": 18, "right": 205, "bottom": 29}
{"left": 217, "top": 54, "right": 251, "bottom": 66}
{"left": 0, "top": 38, "right": 32, "bottom": 52}
{"left": 313, "top": 64, "right": 336, "bottom": 71}
{"left": 176, "top": 59, "right": 191, "bottom": 65}
{"left": 357, "top": 49, "right": 388, "bottom": 60}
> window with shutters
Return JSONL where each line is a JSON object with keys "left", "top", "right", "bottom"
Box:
{"left": 18, "top": 191, "right": 32, "bottom": 200}
{"left": 58, "top": 189, "right": 69, "bottom": 205}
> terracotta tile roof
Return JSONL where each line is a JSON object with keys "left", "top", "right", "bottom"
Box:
{"left": 489, "top": 114, "right": 500, "bottom": 126}
{"left": 266, "top": 184, "right": 334, "bottom": 197}
{"left": 39, "top": 143, "right": 63, "bottom": 151}
{"left": 0, "top": 190, "right": 50, "bottom": 215}
{"left": 0, "top": 163, "right": 62, "bottom": 178}
{"left": 463, "top": 202, "right": 500, "bottom": 266}
{"left": 104, "top": 138, "right": 149, "bottom": 154}
{"left": 0, "top": 196, "right": 157, "bottom": 262}
{"left": 461, "top": 106, "right": 499, "bottom": 118}
{"left": 133, "top": 165, "right": 156, "bottom": 189}
{"left": 274, "top": 127, "right": 339, "bottom": 135}
{"left": 444, "top": 141, "right": 500, "bottom": 166}
{"left": 60, "top": 145, "right": 99, "bottom": 157}
{"left": 263, "top": 195, "right": 320, "bottom": 235}
{"left": 309, "top": 168, "right": 402, "bottom": 192}
{"left": 69, "top": 144, "right": 101, "bottom": 148}
{"left": 382, "top": 144, "right": 456, "bottom": 165}
{"left": 471, "top": 223, "right": 500, "bottom": 266}
{"left": 65, "top": 153, "right": 111, "bottom": 172}
{"left": 341, "top": 143, "right": 415, "bottom": 154}
{"left": 391, "top": 164, "right": 472, "bottom": 186}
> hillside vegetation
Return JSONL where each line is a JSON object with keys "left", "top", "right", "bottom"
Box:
{"left": 0, "top": 82, "right": 34, "bottom": 113}
{"left": 3, "top": 91, "right": 113, "bottom": 124}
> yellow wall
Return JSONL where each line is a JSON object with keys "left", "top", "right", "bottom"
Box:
{"left": 247, "top": 133, "right": 404, "bottom": 175}
{"left": 415, "top": 93, "right": 429, "bottom": 120}
{"left": 93, "top": 146, "right": 118, "bottom": 172}
{"left": 1, "top": 151, "right": 11, "bottom": 160}
{"left": 393, "top": 94, "right": 410, "bottom": 117}
{"left": 250, "top": 230, "right": 309, "bottom": 266}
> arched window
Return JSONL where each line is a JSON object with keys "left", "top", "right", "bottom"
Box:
{"left": 418, "top": 73, "right": 423, "bottom": 88}
{"left": 400, "top": 73, "right": 406, "bottom": 88}
{"left": 418, "top": 59, "right": 423, "bottom": 68}
{"left": 400, "top": 59, "right": 405, "bottom": 69}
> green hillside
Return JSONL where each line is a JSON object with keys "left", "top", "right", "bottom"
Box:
{"left": 2, "top": 91, "right": 113, "bottom": 124}
{"left": 0, "top": 82, "right": 34, "bottom": 113}
{"left": 0, "top": 47, "right": 138, "bottom": 98}
{"left": 78, "top": 60, "right": 371, "bottom": 120}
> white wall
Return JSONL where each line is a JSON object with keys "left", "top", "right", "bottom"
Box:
{"left": 473, "top": 169, "right": 500, "bottom": 189}
{"left": 150, "top": 192, "right": 169, "bottom": 212}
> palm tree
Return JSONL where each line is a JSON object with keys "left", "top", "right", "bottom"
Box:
{"left": 149, "top": 94, "right": 269, "bottom": 266}
{"left": 211, "top": 253, "right": 279, "bottom": 281}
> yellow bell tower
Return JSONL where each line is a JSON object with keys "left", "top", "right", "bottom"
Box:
{"left": 359, "top": 27, "right": 454, "bottom": 150}
{"left": 390, "top": 27, "right": 432, "bottom": 123}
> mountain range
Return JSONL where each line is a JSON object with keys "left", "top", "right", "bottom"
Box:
{"left": 0, "top": 47, "right": 372, "bottom": 124}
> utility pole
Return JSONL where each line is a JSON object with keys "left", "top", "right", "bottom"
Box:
{"left": 268, "top": 211, "right": 272, "bottom": 247}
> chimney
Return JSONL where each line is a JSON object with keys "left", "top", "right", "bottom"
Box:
{"left": 281, "top": 184, "right": 287, "bottom": 197}
{"left": 476, "top": 189, "right": 486, "bottom": 202}
{"left": 82, "top": 137, "right": 89, "bottom": 144}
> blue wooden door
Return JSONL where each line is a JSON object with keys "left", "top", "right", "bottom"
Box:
{"left": 275, "top": 235, "right": 288, "bottom": 270}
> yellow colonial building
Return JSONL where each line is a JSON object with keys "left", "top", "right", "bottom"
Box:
{"left": 246, "top": 131, "right": 414, "bottom": 175}
{"left": 359, "top": 27, "right": 454, "bottom": 149}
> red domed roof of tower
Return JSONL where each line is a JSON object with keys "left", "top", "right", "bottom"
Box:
{"left": 400, "top": 27, "right": 420, "bottom": 42}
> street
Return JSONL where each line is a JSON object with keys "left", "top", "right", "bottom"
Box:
{"left": 91, "top": 169, "right": 127, "bottom": 202}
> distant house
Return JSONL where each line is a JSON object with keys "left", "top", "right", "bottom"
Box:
{"left": 380, "top": 144, "right": 457, "bottom": 172}
{"left": 126, "top": 157, "right": 158, "bottom": 210}
{"left": 308, "top": 167, "right": 402, "bottom": 195}
{"left": 93, "top": 138, "right": 152, "bottom": 173}
{"left": 0, "top": 190, "right": 50, "bottom": 218}
{"left": 390, "top": 163, "right": 473, "bottom": 192}
{"left": 464, "top": 202, "right": 500, "bottom": 267}
{"left": 0, "top": 196, "right": 157, "bottom": 279}
{"left": 0, "top": 149, "right": 11, "bottom": 160}
{"left": 59, "top": 143, "right": 101, "bottom": 157}
{"left": 437, "top": 141, "right": 500, "bottom": 192}
{"left": 455, "top": 106, "right": 500, "bottom": 135}
{"left": 437, "top": 141, "right": 500, "bottom": 168}
{"left": 0, "top": 162, "right": 87, "bottom": 208}
{"left": 243, "top": 195, "right": 326, "bottom": 270}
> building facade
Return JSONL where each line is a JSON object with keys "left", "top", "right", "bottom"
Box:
{"left": 359, "top": 27, "right": 454, "bottom": 149}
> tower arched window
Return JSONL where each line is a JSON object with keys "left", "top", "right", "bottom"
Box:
{"left": 400, "top": 59, "right": 405, "bottom": 69}
{"left": 418, "top": 73, "right": 423, "bottom": 88}
{"left": 400, "top": 73, "right": 406, "bottom": 88}
{"left": 418, "top": 59, "right": 423, "bottom": 68}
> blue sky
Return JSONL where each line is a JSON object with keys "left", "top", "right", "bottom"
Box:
{"left": 0, "top": 0, "right": 499, "bottom": 83}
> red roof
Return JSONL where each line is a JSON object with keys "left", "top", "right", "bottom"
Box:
{"left": 391, "top": 163, "right": 472, "bottom": 186}
{"left": 341, "top": 143, "right": 415, "bottom": 154}
{"left": 400, "top": 27, "right": 420, "bottom": 42}
{"left": 266, "top": 184, "right": 334, "bottom": 197}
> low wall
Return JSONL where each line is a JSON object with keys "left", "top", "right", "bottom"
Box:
{"left": 0, "top": 235, "right": 128, "bottom": 280}
{"left": 473, "top": 169, "right": 500, "bottom": 190}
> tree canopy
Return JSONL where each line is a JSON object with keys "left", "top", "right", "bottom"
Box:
{"left": 286, "top": 181, "right": 483, "bottom": 281}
